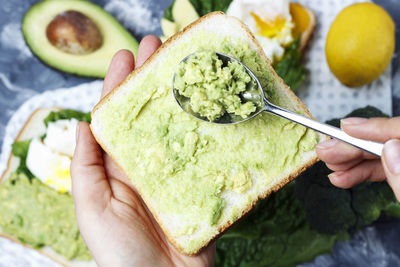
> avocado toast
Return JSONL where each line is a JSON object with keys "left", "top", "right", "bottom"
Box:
{"left": 91, "top": 12, "right": 328, "bottom": 254}
{"left": 0, "top": 108, "right": 95, "bottom": 267}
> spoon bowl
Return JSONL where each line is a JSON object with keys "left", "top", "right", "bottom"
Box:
{"left": 173, "top": 52, "right": 265, "bottom": 125}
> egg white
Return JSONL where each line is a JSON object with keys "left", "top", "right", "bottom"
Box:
{"left": 44, "top": 119, "right": 78, "bottom": 157}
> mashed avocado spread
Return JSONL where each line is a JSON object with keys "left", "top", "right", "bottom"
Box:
{"left": 0, "top": 173, "right": 91, "bottom": 260}
{"left": 100, "top": 31, "right": 318, "bottom": 250}
{"left": 174, "top": 51, "right": 257, "bottom": 121}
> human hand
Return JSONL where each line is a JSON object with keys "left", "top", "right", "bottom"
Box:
{"left": 316, "top": 117, "right": 400, "bottom": 200}
{"left": 71, "top": 36, "right": 216, "bottom": 267}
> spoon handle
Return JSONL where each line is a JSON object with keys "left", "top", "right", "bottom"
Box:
{"left": 265, "top": 103, "right": 383, "bottom": 157}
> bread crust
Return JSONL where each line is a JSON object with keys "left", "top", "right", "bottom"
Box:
{"left": 91, "top": 12, "right": 327, "bottom": 255}
{"left": 299, "top": 6, "right": 316, "bottom": 51}
{"left": 0, "top": 107, "right": 96, "bottom": 267}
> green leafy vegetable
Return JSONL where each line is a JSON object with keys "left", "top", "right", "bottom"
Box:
{"left": 44, "top": 109, "right": 91, "bottom": 127}
{"left": 11, "top": 140, "right": 34, "bottom": 180}
{"left": 213, "top": 0, "right": 233, "bottom": 13}
{"left": 295, "top": 106, "right": 398, "bottom": 235}
{"left": 164, "top": 0, "right": 175, "bottom": 21}
{"left": 275, "top": 40, "right": 306, "bottom": 91}
{"left": 163, "top": 0, "right": 233, "bottom": 21}
{"left": 216, "top": 184, "right": 347, "bottom": 267}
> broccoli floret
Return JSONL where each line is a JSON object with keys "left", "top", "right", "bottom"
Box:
{"left": 295, "top": 106, "right": 397, "bottom": 235}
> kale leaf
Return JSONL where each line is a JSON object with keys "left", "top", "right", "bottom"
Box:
{"left": 275, "top": 40, "right": 307, "bottom": 91}
{"left": 216, "top": 184, "right": 346, "bottom": 267}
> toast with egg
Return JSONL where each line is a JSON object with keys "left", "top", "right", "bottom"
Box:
{"left": 91, "top": 12, "right": 328, "bottom": 255}
{"left": 0, "top": 107, "right": 96, "bottom": 267}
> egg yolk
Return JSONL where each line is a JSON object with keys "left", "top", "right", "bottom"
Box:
{"left": 46, "top": 160, "right": 71, "bottom": 193}
{"left": 250, "top": 12, "right": 287, "bottom": 38}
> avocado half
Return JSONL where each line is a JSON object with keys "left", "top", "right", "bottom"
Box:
{"left": 22, "top": 0, "right": 139, "bottom": 78}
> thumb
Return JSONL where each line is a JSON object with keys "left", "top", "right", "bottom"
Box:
{"left": 71, "top": 122, "right": 112, "bottom": 215}
{"left": 382, "top": 139, "right": 400, "bottom": 201}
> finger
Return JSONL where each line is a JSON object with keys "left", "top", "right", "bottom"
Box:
{"left": 317, "top": 139, "right": 377, "bottom": 164}
{"left": 341, "top": 117, "right": 400, "bottom": 143}
{"left": 328, "top": 159, "right": 385, "bottom": 189}
{"left": 382, "top": 139, "right": 400, "bottom": 201}
{"left": 108, "top": 177, "right": 145, "bottom": 213}
{"left": 71, "top": 122, "right": 112, "bottom": 214}
{"left": 325, "top": 158, "right": 363, "bottom": 172}
{"left": 135, "top": 35, "right": 162, "bottom": 68}
{"left": 102, "top": 49, "right": 135, "bottom": 98}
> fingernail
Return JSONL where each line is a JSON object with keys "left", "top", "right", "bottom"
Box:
{"left": 317, "top": 139, "right": 339, "bottom": 149}
{"left": 328, "top": 171, "right": 345, "bottom": 180}
{"left": 341, "top": 117, "right": 368, "bottom": 126}
{"left": 383, "top": 139, "right": 400, "bottom": 174}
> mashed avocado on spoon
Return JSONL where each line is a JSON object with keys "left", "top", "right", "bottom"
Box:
{"left": 174, "top": 51, "right": 383, "bottom": 156}
{"left": 174, "top": 51, "right": 258, "bottom": 122}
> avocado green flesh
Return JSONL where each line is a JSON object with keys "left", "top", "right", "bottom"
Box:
{"left": 175, "top": 51, "right": 257, "bottom": 122}
{"left": 101, "top": 32, "right": 318, "bottom": 249}
{"left": 0, "top": 173, "right": 91, "bottom": 261}
{"left": 22, "top": 0, "right": 138, "bottom": 78}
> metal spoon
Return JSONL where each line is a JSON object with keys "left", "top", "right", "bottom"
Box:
{"left": 173, "top": 52, "right": 383, "bottom": 157}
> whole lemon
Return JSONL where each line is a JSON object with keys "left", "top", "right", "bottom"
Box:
{"left": 325, "top": 3, "right": 395, "bottom": 87}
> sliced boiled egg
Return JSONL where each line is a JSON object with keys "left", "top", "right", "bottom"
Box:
{"left": 27, "top": 138, "right": 72, "bottom": 193}
{"left": 227, "top": 0, "right": 314, "bottom": 63}
{"left": 227, "top": 0, "right": 294, "bottom": 63}
{"left": 26, "top": 119, "right": 78, "bottom": 193}
{"left": 44, "top": 119, "right": 78, "bottom": 157}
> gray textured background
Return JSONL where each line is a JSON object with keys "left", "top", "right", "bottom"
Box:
{"left": 0, "top": 0, "right": 399, "bottom": 266}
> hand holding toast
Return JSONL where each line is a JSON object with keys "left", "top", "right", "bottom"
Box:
{"left": 71, "top": 36, "right": 215, "bottom": 267}
{"left": 317, "top": 117, "right": 400, "bottom": 200}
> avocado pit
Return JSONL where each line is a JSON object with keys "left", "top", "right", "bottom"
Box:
{"left": 46, "top": 10, "right": 103, "bottom": 55}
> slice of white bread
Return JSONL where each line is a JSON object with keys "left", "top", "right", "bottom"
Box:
{"left": 0, "top": 107, "right": 96, "bottom": 267}
{"left": 91, "top": 12, "right": 328, "bottom": 255}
